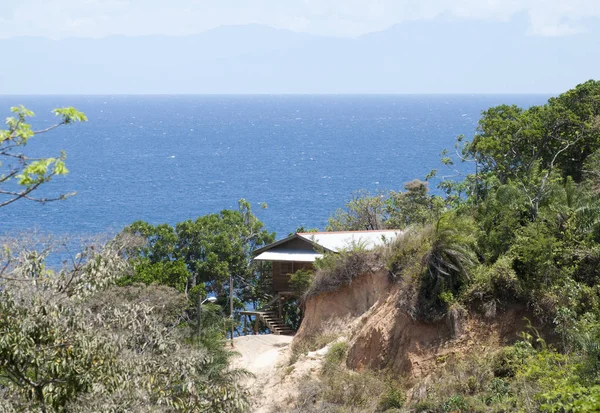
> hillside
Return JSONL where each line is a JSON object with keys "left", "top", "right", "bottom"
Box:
{"left": 250, "top": 267, "right": 543, "bottom": 412}
{"left": 297, "top": 268, "right": 532, "bottom": 377}
{"left": 250, "top": 81, "right": 600, "bottom": 412}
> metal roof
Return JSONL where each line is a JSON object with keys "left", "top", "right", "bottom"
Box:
{"left": 254, "top": 250, "right": 323, "bottom": 262}
{"left": 296, "top": 230, "right": 401, "bottom": 252}
{"left": 253, "top": 230, "right": 402, "bottom": 262}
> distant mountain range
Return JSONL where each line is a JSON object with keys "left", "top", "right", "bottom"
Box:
{"left": 1, "top": 16, "right": 599, "bottom": 94}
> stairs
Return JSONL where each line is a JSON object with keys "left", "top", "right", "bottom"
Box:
{"left": 258, "top": 311, "right": 296, "bottom": 335}
{"left": 240, "top": 308, "right": 296, "bottom": 335}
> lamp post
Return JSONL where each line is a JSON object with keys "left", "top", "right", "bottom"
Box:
{"left": 197, "top": 295, "right": 217, "bottom": 337}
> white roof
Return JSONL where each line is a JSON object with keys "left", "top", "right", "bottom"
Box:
{"left": 297, "top": 230, "right": 401, "bottom": 252}
{"left": 254, "top": 249, "right": 323, "bottom": 262}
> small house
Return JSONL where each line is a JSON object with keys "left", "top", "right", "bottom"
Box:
{"left": 242, "top": 230, "right": 401, "bottom": 335}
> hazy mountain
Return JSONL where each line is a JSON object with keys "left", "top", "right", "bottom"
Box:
{"left": 1, "top": 16, "right": 598, "bottom": 94}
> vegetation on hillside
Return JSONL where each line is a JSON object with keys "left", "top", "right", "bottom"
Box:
{"left": 297, "top": 80, "right": 600, "bottom": 412}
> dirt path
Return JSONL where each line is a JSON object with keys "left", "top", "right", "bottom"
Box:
{"left": 232, "top": 334, "right": 294, "bottom": 412}
{"left": 232, "top": 334, "right": 293, "bottom": 376}
{"left": 231, "top": 334, "right": 328, "bottom": 412}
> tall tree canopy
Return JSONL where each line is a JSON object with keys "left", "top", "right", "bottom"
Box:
{"left": 122, "top": 199, "right": 275, "bottom": 306}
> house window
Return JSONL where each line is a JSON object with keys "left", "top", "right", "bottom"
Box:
{"left": 280, "top": 261, "right": 293, "bottom": 275}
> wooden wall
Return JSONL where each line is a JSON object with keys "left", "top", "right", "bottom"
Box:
{"left": 272, "top": 261, "right": 314, "bottom": 293}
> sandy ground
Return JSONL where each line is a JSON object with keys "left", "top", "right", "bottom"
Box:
{"left": 232, "top": 334, "right": 293, "bottom": 376}
{"left": 231, "top": 334, "right": 329, "bottom": 413}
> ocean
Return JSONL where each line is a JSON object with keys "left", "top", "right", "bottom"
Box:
{"left": 0, "top": 95, "right": 548, "bottom": 239}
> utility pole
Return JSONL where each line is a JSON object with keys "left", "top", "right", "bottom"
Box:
{"left": 230, "top": 274, "right": 234, "bottom": 348}
{"left": 197, "top": 292, "right": 202, "bottom": 338}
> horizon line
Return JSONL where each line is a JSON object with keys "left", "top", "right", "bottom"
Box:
{"left": 0, "top": 92, "right": 557, "bottom": 97}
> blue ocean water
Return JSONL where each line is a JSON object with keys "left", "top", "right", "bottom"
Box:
{"left": 0, "top": 95, "right": 549, "bottom": 239}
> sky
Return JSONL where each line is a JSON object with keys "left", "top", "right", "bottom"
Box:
{"left": 2, "top": 0, "right": 600, "bottom": 39}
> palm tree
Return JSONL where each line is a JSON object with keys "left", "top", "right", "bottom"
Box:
{"left": 422, "top": 214, "right": 478, "bottom": 295}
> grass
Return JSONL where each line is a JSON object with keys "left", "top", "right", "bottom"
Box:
{"left": 288, "top": 333, "right": 339, "bottom": 365}
{"left": 285, "top": 339, "right": 406, "bottom": 413}
{"left": 304, "top": 250, "right": 383, "bottom": 300}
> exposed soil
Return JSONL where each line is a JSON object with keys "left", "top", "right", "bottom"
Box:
{"left": 297, "top": 269, "right": 535, "bottom": 378}
{"left": 236, "top": 270, "right": 538, "bottom": 411}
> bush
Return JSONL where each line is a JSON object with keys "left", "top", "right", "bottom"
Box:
{"left": 377, "top": 386, "right": 405, "bottom": 411}
{"left": 323, "top": 341, "right": 349, "bottom": 374}
{"left": 463, "top": 255, "right": 522, "bottom": 315}
{"left": 0, "top": 237, "right": 251, "bottom": 412}
{"left": 386, "top": 226, "right": 431, "bottom": 278}
{"left": 289, "top": 268, "right": 314, "bottom": 295}
{"left": 305, "top": 250, "right": 381, "bottom": 299}
{"left": 491, "top": 345, "right": 530, "bottom": 378}
{"left": 510, "top": 221, "right": 561, "bottom": 290}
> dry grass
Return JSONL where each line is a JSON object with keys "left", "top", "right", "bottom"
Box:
{"left": 288, "top": 333, "right": 339, "bottom": 365}
{"left": 282, "top": 341, "right": 405, "bottom": 413}
{"left": 304, "top": 250, "right": 384, "bottom": 300}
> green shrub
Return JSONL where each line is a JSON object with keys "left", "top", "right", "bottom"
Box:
{"left": 322, "top": 341, "right": 349, "bottom": 374}
{"left": 325, "top": 342, "right": 349, "bottom": 365}
{"left": 386, "top": 226, "right": 432, "bottom": 276}
{"left": 306, "top": 250, "right": 380, "bottom": 299}
{"left": 510, "top": 221, "right": 562, "bottom": 289}
{"left": 463, "top": 255, "right": 521, "bottom": 316}
{"left": 442, "top": 394, "right": 468, "bottom": 412}
{"left": 484, "top": 377, "right": 511, "bottom": 404}
{"left": 289, "top": 269, "right": 314, "bottom": 295}
{"left": 491, "top": 342, "right": 533, "bottom": 378}
{"left": 377, "top": 386, "right": 405, "bottom": 411}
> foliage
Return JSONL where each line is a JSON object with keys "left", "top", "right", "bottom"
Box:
{"left": 377, "top": 385, "right": 405, "bottom": 411}
{"left": 0, "top": 236, "right": 251, "bottom": 412}
{"left": 0, "top": 105, "right": 86, "bottom": 207}
{"left": 326, "top": 182, "right": 444, "bottom": 231}
{"left": 463, "top": 255, "right": 522, "bottom": 317}
{"left": 122, "top": 199, "right": 275, "bottom": 309}
{"left": 289, "top": 268, "right": 314, "bottom": 296}
{"left": 327, "top": 189, "right": 388, "bottom": 230}
{"left": 322, "top": 341, "right": 349, "bottom": 375}
{"left": 422, "top": 213, "right": 477, "bottom": 297}
{"left": 308, "top": 81, "right": 600, "bottom": 412}
{"left": 385, "top": 180, "right": 445, "bottom": 229}
{"left": 305, "top": 250, "right": 381, "bottom": 299}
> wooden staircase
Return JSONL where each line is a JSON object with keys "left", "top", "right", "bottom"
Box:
{"left": 258, "top": 310, "right": 296, "bottom": 335}
{"left": 240, "top": 296, "right": 296, "bottom": 336}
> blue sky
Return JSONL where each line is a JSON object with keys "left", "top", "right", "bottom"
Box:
{"left": 1, "top": 0, "right": 600, "bottom": 39}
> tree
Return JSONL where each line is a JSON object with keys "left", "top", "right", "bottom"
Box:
{"left": 326, "top": 189, "right": 387, "bottom": 231}
{"left": 123, "top": 199, "right": 275, "bottom": 308}
{"left": 435, "top": 80, "right": 600, "bottom": 221}
{"left": 326, "top": 184, "right": 444, "bottom": 231}
{"left": 0, "top": 105, "right": 87, "bottom": 207}
{"left": 0, "top": 104, "right": 252, "bottom": 411}
{"left": 0, "top": 235, "right": 251, "bottom": 412}
{"left": 386, "top": 180, "right": 444, "bottom": 229}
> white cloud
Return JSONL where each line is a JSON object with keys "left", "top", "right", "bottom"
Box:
{"left": 0, "top": 0, "right": 599, "bottom": 39}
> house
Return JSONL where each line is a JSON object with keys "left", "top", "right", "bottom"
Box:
{"left": 241, "top": 230, "right": 402, "bottom": 335}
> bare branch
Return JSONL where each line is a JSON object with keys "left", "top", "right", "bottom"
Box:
{"left": 32, "top": 122, "right": 66, "bottom": 135}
